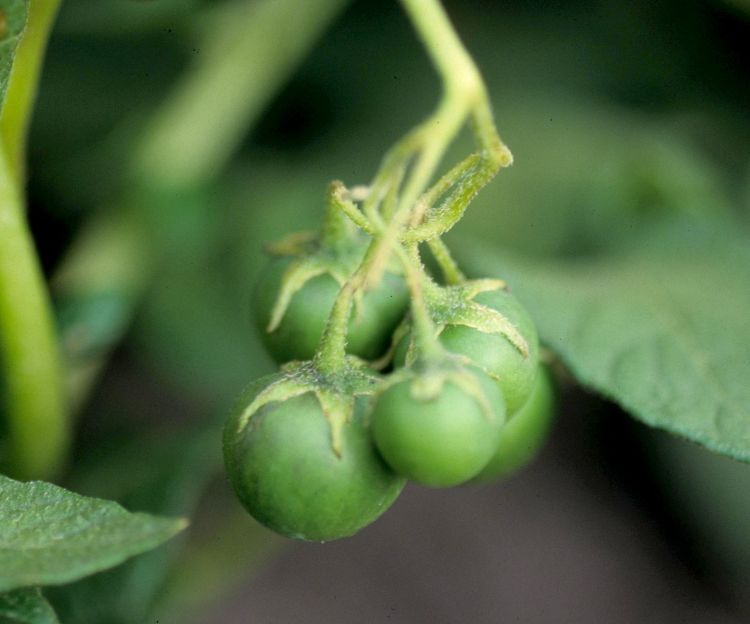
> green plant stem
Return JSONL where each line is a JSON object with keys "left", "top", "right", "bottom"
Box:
{"left": 397, "top": 243, "right": 442, "bottom": 360}
{"left": 328, "top": 181, "right": 376, "bottom": 235}
{"left": 427, "top": 237, "right": 464, "bottom": 284}
{"left": 0, "top": 148, "right": 67, "bottom": 480}
{"left": 0, "top": 0, "right": 62, "bottom": 186}
{"left": 316, "top": 0, "right": 509, "bottom": 368}
{"left": 362, "top": 0, "right": 510, "bottom": 288}
{"left": 400, "top": 0, "right": 510, "bottom": 161}
{"left": 314, "top": 242, "right": 379, "bottom": 376}
{"left": 315, "top": 279, "right": 358, "bottom": 375}
{"left": 133, "top": 0, "right": 348, "bottom": 190}
{"left": 0, "top": 0, "right": 66, "bottom": 479}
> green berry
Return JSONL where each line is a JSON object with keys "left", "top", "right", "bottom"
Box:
{"left": 254, "top": 257, "right": 408, "bottom": 363}
{"left": 223, "top": 374, "right": 405, "bottom": 541}
{"left": 473, "top": 365, "right": 555, "bottom": 483}
{"left": 370, "top": 367, "right": 505, "bottom": 487}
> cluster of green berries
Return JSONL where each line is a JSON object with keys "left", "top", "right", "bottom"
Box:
{"left": 222, "top": 200, "right": 555, "bottom": 542}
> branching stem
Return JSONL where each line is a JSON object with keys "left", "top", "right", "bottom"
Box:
{"left": 315, "top": 0, "right": 511, "bottom": 370}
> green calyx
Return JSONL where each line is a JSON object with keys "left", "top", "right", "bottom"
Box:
{"left": 233, "top": 357, "right": 380, "bottom": 457}
{"left": 255, "top": 181, "right": 410, "bottom": 365}
{"left": 391, "top": 278, "right": 541, "bottom": 415}
{"left": 384, "top": 355, "right": 506, "bottom": 426}
{"left": 396, "top": 278, "right": 530, "bottom": 363}
{"left": 262, "top": 226, "right": 369, "bottom": 336}
{"left": 426, "top": 278, "right": 530, "bottom": 356}
{"left": 224, "top": 369, "right": 405, "bottom": 542}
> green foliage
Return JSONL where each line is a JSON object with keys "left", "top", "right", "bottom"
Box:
{"left": 0, "top": 474, "right": 186, "bottom": 592}
{"left": 0, "top": 589, "right": 58, "bottom": 624}
{"left": 460, "top": 96, "right": 733, "bottom": 258}
{"left": 44, "top": 424, "right": 220, "bottom": 624}
{"left": 0, "top": 0, "right": 26, "bottom": 108}
{"left": 460, "top": 218, "right": 750, "bottom": 462}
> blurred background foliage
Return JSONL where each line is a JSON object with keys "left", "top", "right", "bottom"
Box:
{"left": 12, "top": 0, "right": 750, "bottom": 621}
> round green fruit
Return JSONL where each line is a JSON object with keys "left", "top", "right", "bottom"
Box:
{"left": 253, "top": 257, "right": 409, "bottom": 363}
{"left": 438, "top": 288, "right": 539, "bottom": 415}
{"left": 370, "top": 368, "right": 505, "bottom": 487}
{"left": 223, "top": 375, "right": 405, "bottom": 541}
{"left": 473, "top": 365, "right": 555, "bottom": 483}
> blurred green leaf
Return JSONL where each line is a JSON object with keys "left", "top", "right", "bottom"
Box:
{"left": 460, "top": 218, "right": 750, "bottom": 462}
{"left": 46, "top": 423, "right": 220, "bottom": 624}
{"left": 460, "top": 96, "right": 732, "bottom": 257}
{"left": 0, "top": 588, "right": 58, "bottom": 624}
{"left": 0, "top": 474, "right": 186, "bottom": 592}
{"left": 0, "top": 0, "right": 26, "bottom": 109}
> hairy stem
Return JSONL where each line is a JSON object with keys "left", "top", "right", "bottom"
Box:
{"left": 316, "top": 0, "right": 510, "bottom": 368}
{"left": 363, "top": 0, "right": 510, "bottom": 289}
{"left": 427, "top": 237, "right": 464, "bottom": 285}
{"left": 314, "top": 237, "right": 384, "bottom": 375}
{"left": 396, "top": 243, "right": 442, "bottom": 360}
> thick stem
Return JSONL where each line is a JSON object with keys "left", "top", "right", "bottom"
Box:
{"left": 363, "top": 0, "right": 506, "bottom": 289}
{"left": 400, "top": 0, "right": 511, "bottom": 164}
{"left": 0, "top": 0, "right": 61, "bottom": 186}
{"left": 0, "top": 148, "right": 67, "bottom": 479}
{"left": 399, "top": 0, "right": 482, "bottom": 99}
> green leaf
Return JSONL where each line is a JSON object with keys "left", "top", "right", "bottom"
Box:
{"left": 0, "top": 474, "right": 187, "bottom": 592}
{"left": 0, "top": 588, "right": 58, "bottom": 624}
{"left": 0, "top": 0, "right": 27, "bottom": 109}
{"left": 459, "top": 218, "right": 750, "bottom": 462}
{"left": 46, "top": 424, "right": 220, "bottom": 624}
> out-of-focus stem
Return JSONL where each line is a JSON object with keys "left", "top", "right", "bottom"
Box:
{"left": 0, "top": 148, "right": 67, "bottom": 479}
{"left": 133, "top": 0, "right": 349, "bottom": 190}
{"left": 53, "top": 207, "right": 151, "bottom": 414}
{"left": 0, "top": 0, "right": 62, "bottom": 186}
{"left": 55, "top": 0, "right": 348, "bottom": 413}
